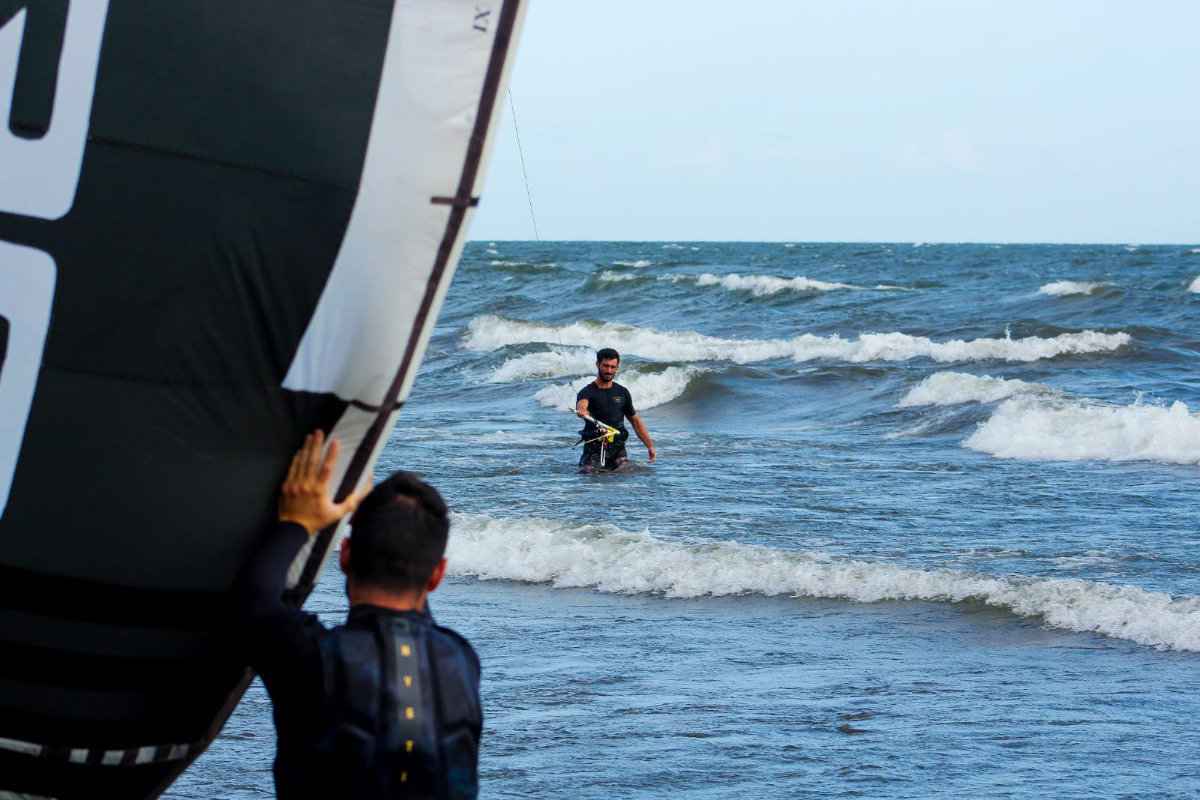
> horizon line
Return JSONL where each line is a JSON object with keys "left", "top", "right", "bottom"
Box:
{"left": 466, "top": 238, "right": 1200, "bottom": 247}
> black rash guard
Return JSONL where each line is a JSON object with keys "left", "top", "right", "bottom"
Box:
{"left": 576, "top": 380, "right": 635, "bottom": 436}
{"left": 234, "top": 522, "right": 482, "bottom": 799}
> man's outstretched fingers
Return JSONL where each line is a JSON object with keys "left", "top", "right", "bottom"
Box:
{"left": 286, "top": 434, "right": 309, "bottom": 484}
{"left": 304, "top": 430, "right": 325, "bottom": 479}
{"left": 318, "top": 439, "right": 340, "bottom": 486}
{"left": 279, "top": 430, "right": 360, "bottom": 534}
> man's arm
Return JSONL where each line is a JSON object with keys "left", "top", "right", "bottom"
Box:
{"left": 233, "top": 431, "right": 369, "bottom": 677}
{"left": 575, "top": 397, "right": 589, "bottom": 418}
{"left": 233, "top": 520, "right": 323, "bottom": 678}
{"left": 627, "top": 413, "right": 656, "bottom": 463}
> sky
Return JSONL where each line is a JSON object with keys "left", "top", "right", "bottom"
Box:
{"left": 469, "top": 1, "right": 1200, "bottom": 243}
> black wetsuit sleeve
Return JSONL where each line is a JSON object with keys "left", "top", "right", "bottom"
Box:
{"left": 232, "top": 521, "right": 326, "bottom": 703}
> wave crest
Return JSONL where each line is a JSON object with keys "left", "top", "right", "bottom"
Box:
{"left": 1039, "top": 280, "right": 1112, "bottom": 296}
{"left": 597, "top": 270, "right": 641, "bottom": 283}
{"left": 446, "top": 514, "right": 1200, "bottom": 652}
{"left": 597, "top": 271, "right": 859, "bottom": 295}
{"left": 966, "top": 397, "right": 1200, "bottom": 465}
{"left": 690, "top": 272, "right": 856, "bottom": 295}
{"left": 533, "top": 366, "right": 707, "bottom": 411}
{"left": 488, "top": 348, "right": 594, "bottom": 383}
{"left": 899, "top": 371, "right": 1058, "bottom": 407}
{"left": 463, "top": 316, "right": 1132, "bottom": 365}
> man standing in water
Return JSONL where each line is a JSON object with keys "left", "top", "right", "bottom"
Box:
{"left": 575, "top": 347, "right": 657, "bottom": 472}
{"left": 235, "top": 431, "right": 481, "bottom": 798}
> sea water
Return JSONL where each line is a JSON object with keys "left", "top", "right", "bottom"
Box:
{"left": 171, "top": 242, "right": 1200, "bottom": 799}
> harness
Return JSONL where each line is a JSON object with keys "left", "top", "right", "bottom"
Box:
{"left": 577, "top": 414, "right": 626, "bottom": 467}
{"left": 308, "top": 614, "right": 441, "bottom": 798}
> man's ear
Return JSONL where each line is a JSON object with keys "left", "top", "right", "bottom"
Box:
{"left": 339, "top": 536, "right": 351, "bottom": 575}
{"left": 425, "top": 558, "right": 448, "bottom": 594}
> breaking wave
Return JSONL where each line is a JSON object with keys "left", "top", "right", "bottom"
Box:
{"left": 966, "top": 396, "right": 1200, "bottom": 465}
{"left": 595, "top": 271, "right": 859, "bottom": 294}
{"left": 685, "top": 273, "right": 857, "bottom": 295}
{"left": 487, "top": 348, "right": 594, "bottom": 383}
{"left": 1189, "top": 276, "right": 1200, "bottom": 293}
{"left": 900, "top": 372, "right": 1200, "bottom": 465}
{"left": 1039, "top": 280, "right": 1112, "bottom": 297}
{"left": 898, "top": 371, "right": 1060, "bottom": 407}
{"left": 597, "top": 270, "right": 640, "bottom": 283}
{"left": 446, "top": 514, "right": 1200, "bottom": 652}
{"left": 532, "top": 366, "right": 707, "bottom": 411}
{"left": 463, "top": 315, "right": 1132, "bottom": 365}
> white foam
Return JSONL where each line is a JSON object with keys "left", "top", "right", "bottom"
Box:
{"left": 691, "top": 272, "right": 857, "bottom": 296}
{"left": 534, "top": 366, "right": 706, "bottom": 411}
{"left": 1188, "top": 276, "right": 1200, "bottom": 293}
{"left": 463, "top": 316, "right": 1132, "bottom": 366}
{"left": 898, "top": 371, "right": 1055, "bottom": 407}
{"left": 1038, "top": 280, "right": 1111, "bottom": 297}
{"left": 966, "top": 397, "right": 1200, "bottom": 465}
{"left": 446, "top": 514, "right": 1200, "bottom": 652}
{"left": 905, "top": 376, "right": 1200, "bottom": 466}
{"left": 623, "top": 366, "right": 708, "bottom": 409}
{"left": 655, "top": 272, "right": 857, "bottom": 295}
{"left": 488, "top": 348, "right": 595, "bottom": 383}
{"left": 613, "top": 260, "right": 652, "bottom": 267}
{"left": 597, "top": 271, "right": 640, "bottom": 283}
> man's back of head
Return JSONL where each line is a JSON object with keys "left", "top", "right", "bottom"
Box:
{"left": 348, "top": 471, "right": 449, "bottom": 595}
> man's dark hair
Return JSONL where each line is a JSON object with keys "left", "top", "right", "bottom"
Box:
{"left": 596, "top": 347, "right": 620, "bottom": 363}
{"left": 348, "top": 471, "right": 449, "bottom": 593}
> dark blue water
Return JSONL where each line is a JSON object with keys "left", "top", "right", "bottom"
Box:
{"left": 173, "top": 242, "right": 1200, "bottom": 799}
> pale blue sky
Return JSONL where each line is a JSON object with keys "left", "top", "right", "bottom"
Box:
{"left": 470, "top": 1, "right": 1200, "bottom": 243}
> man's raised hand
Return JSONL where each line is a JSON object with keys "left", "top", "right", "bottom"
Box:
{"left": 278, "top": 430, "right": 369, "bottom": 534}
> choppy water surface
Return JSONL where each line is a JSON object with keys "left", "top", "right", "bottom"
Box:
{"left": 175, "top": 242, "right": 1200, "bottom": 799}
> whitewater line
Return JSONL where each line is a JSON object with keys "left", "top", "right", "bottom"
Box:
{"left": 464, "top": 315, "right": 1132, "bottom": 366}
{"left": 899, "top": 372, "right": 1200, "bottom": 465}
{"left": 446, "top": 514, "right": 1200, "bottom": 653}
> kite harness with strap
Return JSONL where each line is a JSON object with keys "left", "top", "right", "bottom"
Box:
{"left": 576, "top": 414, "right": 621, "bottom": 468}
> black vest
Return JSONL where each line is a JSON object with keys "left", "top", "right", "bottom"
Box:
{"left": 275, "top": 609, "right": 481, "bottom": 799}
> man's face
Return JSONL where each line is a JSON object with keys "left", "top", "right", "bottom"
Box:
{"left": 597, "top": 358, "right": 619, "bottom": 381}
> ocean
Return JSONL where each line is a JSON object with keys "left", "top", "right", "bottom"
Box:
{"left": 170, "top": 241, "right": 1200, "bottom": 799}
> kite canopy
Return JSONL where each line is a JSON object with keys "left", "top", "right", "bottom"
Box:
{"left": 0, "top": 1, "right": 526, "bottom": 796}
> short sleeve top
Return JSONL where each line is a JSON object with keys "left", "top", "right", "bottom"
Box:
{"left": 576, "top": 381, "right": 635, "bottom": 431}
